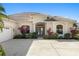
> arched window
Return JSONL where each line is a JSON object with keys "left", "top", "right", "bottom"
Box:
{"left": 56, "top": 25, "right": 63, "bottom": 34}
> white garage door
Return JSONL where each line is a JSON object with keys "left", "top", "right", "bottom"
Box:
{"left": 0, "top": 28, "right": 14, "bottom": 42}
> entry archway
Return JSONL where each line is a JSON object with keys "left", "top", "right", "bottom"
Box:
{"left": 35, "top": 22, "right": 45, "bottom": 37}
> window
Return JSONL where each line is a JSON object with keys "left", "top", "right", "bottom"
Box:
{"left": 56, "top": 25, "right": 63, "bottom": 34}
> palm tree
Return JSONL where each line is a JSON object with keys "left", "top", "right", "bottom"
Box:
{"left": 0, "top": 4, "right": 7, "bottom": 31}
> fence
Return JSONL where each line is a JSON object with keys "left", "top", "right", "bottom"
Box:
{"left": 0, "top": 28, "right": 14, "bottom": 42}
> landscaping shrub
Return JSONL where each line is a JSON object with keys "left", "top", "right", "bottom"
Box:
{"left": 31, "top": 32, "right": 37, "bottom": 39}
{"left": 73, "top": 30, "right": 79, "bottom": 39}
{"left": 58, "top": 36, "right": 64, "bottom": 39}
{"left": 0, "top": 45, "right": 5, "bottom": 56}
{"left": 70, "top": 28, "right": 79, "bottom": 38}
{"left": 52, "top": 33, "right": 58, "bottom": 39}
{"left": 13, "top": 35, "right": 25, "bottom": 39}
{"left": 43, "top": 35, "right": 48, "bottom": 39}
{"left": 14, "top": 32, "right": 37, "bottom": 39}
{"left": 26, "top": 32, "right": 37, "bottom": 39}
{"left": 64, "top": 33, "right": 71, "bottom": 39}
{"left": 43, "top": 33, "right": 58, "bottom": 39}
{"left": 74, "top": 34, "right": 79, "bottom": 39}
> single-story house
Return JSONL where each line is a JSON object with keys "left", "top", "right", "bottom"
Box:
{"left": 3, "top": 12, "right": 77, "bottom": 37}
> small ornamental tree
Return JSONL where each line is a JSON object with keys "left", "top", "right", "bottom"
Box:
{"left": 70, "top": 27, "right": 79, "bottom": 38}
{"left": 19, "top": 25, "right": 29, "bottom": 35}
{"left": 43, "top": 28, "right": 58, "bottom": 39}
{"left": 0, "top": 4, "right": 8, "bottom": 32}
{"left": 47, "top": 28, "right": 53, "bottom": 35}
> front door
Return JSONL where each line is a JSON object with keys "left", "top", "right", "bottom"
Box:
{"left": 36, "top": 26, "right": 45, "bottom": 37}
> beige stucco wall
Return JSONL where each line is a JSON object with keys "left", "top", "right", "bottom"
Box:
{"left": 3, "top": 18, "right": 19, "bottom": 35}
{"left": 10, "top": 18, "right": 74, "bottom": 35}
{"left": 17, "top": 20, "right": 34, "bottom": 33}
{"left": 3, "top": 18, "right": 16, "bottom": 29}
{"left": 46, "top": 21, "right": 74, "bottom": 35}
{"left": 8, "top": 13, "right": 75, "bottom": 35}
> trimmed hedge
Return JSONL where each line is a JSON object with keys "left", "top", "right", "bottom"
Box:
{"left": 58, "top": 36, "right": 64, "bottom": 39}
{"left": 43, "top": 33, "right": 58, "bottom": 39}
{"left": 74, "top": 34, "right": 79, "bottom": 39}
{"left": 13, "top": 32, "right": 37, "bottom": 39}
{"left": 64, "top": 33, "right": 71, "bottom": 39}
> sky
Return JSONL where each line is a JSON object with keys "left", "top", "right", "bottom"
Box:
{"left": 2, "top": 3, "right": 79, "bottom": 22}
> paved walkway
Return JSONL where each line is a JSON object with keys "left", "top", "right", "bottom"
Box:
{"left": 27, "top": 39, "right": 79, "bottom": 56}
{"left": 1, "top": 39, "right": 79, "bottom": 56}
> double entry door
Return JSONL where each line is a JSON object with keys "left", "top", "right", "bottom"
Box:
{"left": 36, "top": 26, "right": 45, "bottom": 37}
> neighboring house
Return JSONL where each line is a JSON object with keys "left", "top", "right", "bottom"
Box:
{"left": 3, "top": 12, "right": 76, "bottom": 37}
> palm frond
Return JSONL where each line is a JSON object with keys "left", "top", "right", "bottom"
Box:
{"left": 0, "top": 4, "right": 7, "bottom": 32}
{"left": 0, "top": 4, "right": 5, "bottom": 13}
{"left": 0, "top": 12, "right": 8, "bottom": 18}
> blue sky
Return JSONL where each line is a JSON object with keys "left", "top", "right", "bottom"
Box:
{"left": 2, "top": 3, "right": 79, "bottom": 22}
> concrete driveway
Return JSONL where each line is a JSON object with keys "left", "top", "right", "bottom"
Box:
{"left": 1, "top": 39, "right": 79, "bottom": 56}
{"left": 1, "top": 39, "right": 33, "bottom": 56}
{"left": 27, "top": 39, "right": 79, "bottom": 56}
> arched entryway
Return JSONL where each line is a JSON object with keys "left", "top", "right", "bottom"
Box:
{"left": 35, "top": 22, "right": 45, "bottom": 37}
